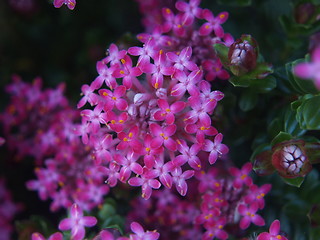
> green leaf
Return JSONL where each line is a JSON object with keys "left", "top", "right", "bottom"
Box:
{"left": 295, "top": 95, "right": 320, "bottom": 130}
{"left": 310, "top": 226, "right": 320, "bottom": 240}
{"left": 239, "top": 90, "right": 258, "bottom": 111}
{"left": 213, "top": 43, "right": 229, "bottom": 67}
{"left": 217, "top": 0, "right": 252, "bottom": 6}
{"left": 281, "top": 176, "right": 305, "bottom": 187}
{"left": 268, "top": 118, "right": 283, "bottom": 139}
{"left": 271, "top": 131, "right": 293, "bottom": 147}
{"left": 284, "top": 108, "right": 306, "bottom": 137}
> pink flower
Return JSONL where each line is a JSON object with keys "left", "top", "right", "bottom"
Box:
{"left": 201, "top": 133, "right": 229, "bottom": 165}
{"left": 153, "top": 98, "right": 186, "bottom": 124}
{"left": 128, "top": 170, "right": 161, "bottom": 200}
{"left": 129, "top": 222, "right": 160, "bottom": 240}
{"left": 166, "top": 46, "right": 198, "bottom": 71}
{"left": 229, "top": 162, "right": 253, "bottom": 189}
{"left": 199, "top": 9, "right": 228, "bottom": 37}
{"left": 58, "top": 203, "right": 97, "bottom": 240}
{"left": 257, "top": 219, "right": 288, "bottom": 240}
{"left": 293, "top": 47, "right": 320, "bottom": 89}
{"left": 32, "top": 232, "right": 63, "bottom": 240}
{"left": 53, "top": 0, "right": 76, "bottom": 10}
{"left": 238, "top": 202, "right": 265, "bottom": 229}
{"left": 175, "top": 0, "right": 203, "bottom": 26}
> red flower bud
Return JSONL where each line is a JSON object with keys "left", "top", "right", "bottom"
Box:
{"left": 228, "top": 34, "right": 258, "bottom": 76}
{"left": 271, "top": 140, "right": 312, "bottom": 178}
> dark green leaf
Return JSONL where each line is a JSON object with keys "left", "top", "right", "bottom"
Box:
{"left": 271, "top": 131, "right": 293, "bottom": 147}
{"left": 295, "top": 95, "right": 320, "bottom": 130}
{"left": 213, "top": 43, "right": 229, "bottom": 68}
{"left": 282, "top": 176, "right": 305, "bottom": 187}
{"left": 284, "top": 108, "right": 306, "bottom": 137}
{"left": 217, "top": 0, "right": 252, "bottom": 6}
{"left": 239, "top": 90, "right": 258, "bottom": 111}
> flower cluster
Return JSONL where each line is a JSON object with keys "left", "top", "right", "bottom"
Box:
{"left": 135, "top": 0, "right": 233, "bottom": 82}
{"left": 0, "top": 178, "right": 22, "bottom": 240}
{"left": 126, "top": 162, "right": 273, "bottom": 239}
{"left": 1, "top": 76, "right": 109, "bottom": 211}
{"left": 32, "top": 203, "right": 160, "bottom": 240}
{"left": 78, "top": 0, "right": 231, "bottom": 200}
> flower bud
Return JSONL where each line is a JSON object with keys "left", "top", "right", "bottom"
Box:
{"left": 228, "top": 35, "right": 258, "bottom": 76}
{"left": 271, "top": 140, "right": 312, "bottom": 178}
{"left": 294, "top": 3, "right": 316, "bottom": 24}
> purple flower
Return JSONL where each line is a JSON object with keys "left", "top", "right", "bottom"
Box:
{"left": 53, "top": 0, "right": 76, "bottom": 10}
{"left": 238, "top": 202, "right": 265, "bottom": 229}
{"left": 294, "top": 47, "right": 320, "bottom": 89}
{"left": 58, "top": 203, "right": 97, "bottom": 240}
{"left": 257, "top": 219, "right": 288, "bottom": 240}
{"left": 199, "top": 9, "right": 228, "bottom": 37}
{"left": 153, "top": 98, "right": 186, "bottom": 124}
{"left": 201, "top": 133, "right": 229, "bottom": 165}
{"left": 32, "top": 232, "right": 63, "bottom": 240}
{"left": 129, "top": 222, "right": 160, "bottom": 240}
{"left": 128, "top": 170, "right": 161, "bottom": 200}
{"left": 175, "top": 0, "right": 203, "bottom": 26}
{"left": 166, "top": 46, "right": 198, "bottom": 72}
{"left": 229, "top": 162, "right": 253, "bottom": 189}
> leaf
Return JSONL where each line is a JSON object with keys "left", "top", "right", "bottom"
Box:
{"left": 251, "top": 144, "right": 274, "bottom": 176}
{"left": 213, "top": 43, "right": 229, "bottom": 67}
{"left": 239, "top": 89, "right": 258, "bottom": 111}
{"left": 217, "top": 0, "right": 252, "bottom": 6}
{"left": 281, "top": 176, "right": 305, "bottom": 187}
{"left": 284, "top": 108, "right": 306, "bottom": 137}
{"left": 295, "top": 95, "right": 320, "bottom": 130}
{"left": 271, "top": 131, "right": 293, "bottom": 147}
{"left": 268, "top": 118, "right": 283, "bottom": 139}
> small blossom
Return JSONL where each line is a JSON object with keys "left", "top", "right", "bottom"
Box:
{"left": 229, "top": 162, "right": 253, "bottom": 189}
{"left": 238, "top": 202, "right": 265, "bottom": 229}
{"left": 257, "top": 219, "right": 288, "bottom": 240}
{"left": 53, "top": 0, "right": 76, "bottom": 10}
{"left": 58, "top": 203, "right": 97, "bottom": 240}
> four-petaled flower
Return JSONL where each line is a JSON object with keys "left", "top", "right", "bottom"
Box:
{"left": 238, "top": 202, "right": 265, "bottom": 229}
{"left": 58, "top": 203, "right": 97, "bottom": 240}
{"left": 257, "top": 219, "right": 288, "bottom": 240}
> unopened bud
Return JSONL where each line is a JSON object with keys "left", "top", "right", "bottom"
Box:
{"left": 271, "top": 140, "right": 312, "bottom": 178}
{"left": 294, "top": 3, "right": 316, "bottom": 24}
{"left": 228, "top": 35, "right": 258, "bottom": 76}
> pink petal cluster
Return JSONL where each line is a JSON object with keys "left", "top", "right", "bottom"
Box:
{"left": 126, "top": 162, "right": 272, "bottom": 239}
{"left": 78, "top": 40, "right": 228, "bottom": 199}
{"left": 1, "top": 76, "right": 109, "bottom": 211}
{"left": 135, "top": 0, "right": 233, "bottom": 82}
{"left": 293, "top": 47, "right": 320, "bottom": 89}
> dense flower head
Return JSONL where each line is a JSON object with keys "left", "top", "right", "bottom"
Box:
{"left": 135, "top": 0, "right": 233, "bottom": 82}
{"left": 126, "top": 162, "right": 271, "bottom": 239}
{"left": 78, "top": 39, "right": 229, "bottom": 199}
{"left": 1, "top": 76, "right": 109, "bottom": 211}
